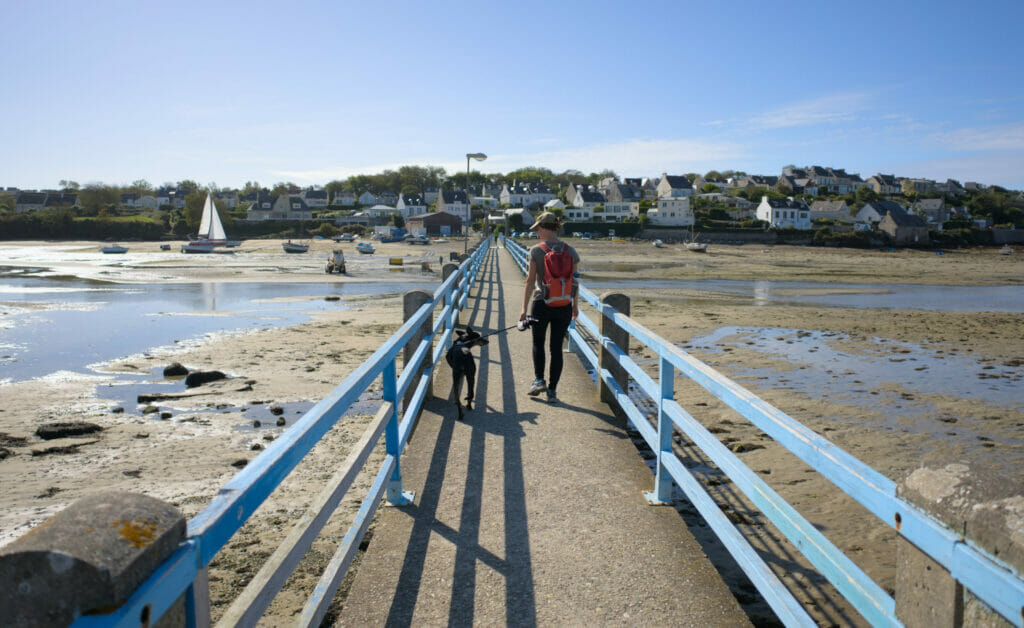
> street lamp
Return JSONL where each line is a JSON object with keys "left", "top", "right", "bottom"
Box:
{"left": 465, "top": 152, "right": 487, "bottom": 253}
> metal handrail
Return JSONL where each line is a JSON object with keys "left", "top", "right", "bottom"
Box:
{"left": 501, "top": 235, "right": 1024, "bottom": 627}
{"left": 74, "top": 239, "right": 492, "bottom": 628}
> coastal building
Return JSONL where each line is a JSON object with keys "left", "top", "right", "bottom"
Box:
{"left": 246, "top": 193, "right": 313, "bottom": 221}
{"left": 856, "top": 200, "right": 910, "bottom": 226}
{"left": 437, "top": 190, "right": 470, "bottom": 225}
{"left": 656, "top": 174, "right": 694, "bottom": 199}
{"left": 809, "top": 200, "right": 853, "bottom": 223}
{"left": 879, "top": 209, "right": 929, "bottom": 244}
{"left": 406, "top": 211, "right": 461, "bottom": 236}
{"left": 358, "top": 191, "right": 377, "bottom": 206}
{"left": 333, "top": 191, "right": 357, "bottom": 206}
{"left": 396, "top": 193, "right": 427, "bottom": 218}
{"left": 300, "top": 189, "right": 328, "bottom": 208}
{"left": 757, "top": 196, "right": 811, "bottom": 229}
{"left": 648, "top": 197, "right": 693, "bottom": 226}
{"left": 913, "top": 198, "right": 948, "bottom": 228}
{"left": 867, "top": 174, "right": 901, "bottom": 196}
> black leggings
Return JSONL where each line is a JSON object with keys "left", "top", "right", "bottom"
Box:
{"left": 530, "top": 300, "right": 572, "bottom": 390}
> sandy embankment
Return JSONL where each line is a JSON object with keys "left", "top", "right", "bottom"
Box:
{"left": 1, "top": 240, "right": 1021, "bottom": 624}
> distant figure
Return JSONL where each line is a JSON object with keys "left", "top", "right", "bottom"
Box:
{"left": 519, "top": 212, "right": 579, "bottom": 403}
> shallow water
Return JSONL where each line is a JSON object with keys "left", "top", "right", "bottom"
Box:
{"left": 0, "top": 273, "right": 435, "bottom": 382}
{"left": 586, "top": 278, "right": 1024, "bottom": 312}
{"left": 683, "top": 326, "right": 1023, "bottom": 434}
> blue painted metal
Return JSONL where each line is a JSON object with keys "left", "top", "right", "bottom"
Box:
{"left": 501, "top": 234, "right": 1024, "bottom": 627}
{"left": 73, "top": 239, "right": 492, "bottom": 627}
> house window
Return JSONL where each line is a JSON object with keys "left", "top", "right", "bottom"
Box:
{"left": 262, "top": 203, "right": 271, "bottom": 209}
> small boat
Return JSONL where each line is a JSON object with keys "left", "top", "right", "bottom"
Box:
{"left": 1001, "top": 246, "right": 1013, "bottom": 256}
{"left": 282, "top": 240, "right": 310, "bottom": 254}
{"left": 159, "top": 244, "right": 171, "bottom": 251}
{"left": 379, "top": 236, "right": 404, "bottom": 243}
{"left": 184, "top": 194, "right": 234, "bottom": 253}
{"left": 101, "top": 244, "right": 128, "bottom": 254}
{"left": 685, "top": 242, "right": 708, "bottom": 252}
{"left": 181, "top": 243, "right": 215, "bottom": 254}
{"left": 356, "top": 242, "right": 375, "bottom": 254}
{"left": 652, "top": 239, "right": 664, "bottom": 248}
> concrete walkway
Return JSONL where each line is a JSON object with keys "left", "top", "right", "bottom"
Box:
{"left": 338, "top": 245, "right": 748, "bottom": 626}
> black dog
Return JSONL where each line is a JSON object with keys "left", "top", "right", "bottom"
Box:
{"left": 445, "top": 327, "right": 489, "bottom": 420}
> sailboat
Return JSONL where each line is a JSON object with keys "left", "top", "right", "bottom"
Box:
{"left": 182, "top": 194, "right": 237, "bottom": 253}
{"left": 684, "top": 222, "right": 707, "bottom": 252}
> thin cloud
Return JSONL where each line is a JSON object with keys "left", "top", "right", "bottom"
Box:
{"left": 930, "top": 121, "right": 1024, "bottom": 151}
{"left": 750, "top": 92, "right": 871, "bottom": 129}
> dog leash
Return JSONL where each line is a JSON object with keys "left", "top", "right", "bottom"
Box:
{"left": 452, "top": 318, "right": 537, "bottom": 347}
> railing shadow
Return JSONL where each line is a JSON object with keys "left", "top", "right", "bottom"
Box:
{"left": 384, "top": 246, "right": 538, "bottom": 627}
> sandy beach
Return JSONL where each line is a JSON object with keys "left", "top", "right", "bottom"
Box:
{"left": 1, "top": 238, "right": 1022, "bottom": 624}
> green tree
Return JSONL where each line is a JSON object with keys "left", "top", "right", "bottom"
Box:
{"left": 704, "top": 170, "right": 723, "bottom": 180}
{"left": 176, "top": 180, "right": 200, "bottom": 194}
{"left": 391, "top": 213, "right": 406, "bottom": 229}
{"left": 58, "top": 179, "right": 80, "bottom": 191}
{"left": 702, "top": 183, "right": 721, "bottom": 193}
{"left": 78, "top": 184, "right": 119, "bottom": 214}
{"left": 271, "top": 182, "right": 293, "bottom": 197}
{"left": 855, "top": 186, "right": 879, "bottom": 204}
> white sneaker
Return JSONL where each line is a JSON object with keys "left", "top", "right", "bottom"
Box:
{"left": 527, "top": 379, "right": 547, "bottom": 396}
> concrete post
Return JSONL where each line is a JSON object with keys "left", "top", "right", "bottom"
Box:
{"left": 599, "top": 293, "right": 630, "bottom": 413}
{"left": 442, "top": 263, "right": 460, "bottom": 327}
{"left": 896, "top": 462, "right": 1023, "bottom": 627}
{"left": 0, "top": 492, "right": 186, "bottom": 626}
{"left": 403, "top": 290, "right": 434, "bottom": 407}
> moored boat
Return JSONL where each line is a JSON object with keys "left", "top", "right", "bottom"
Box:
{"left": 652, "top": 239, "right": 664, "bottom": 248}
{"left": 1001, "top": 245, "right": 1013, "bottom": 255}
{"left": 101, "top": 244, "right": 128, "bottom": 254}
{"left": 282, "top": 240, "right": 310, "bottom": 254}
{"left": 183, "top": 194, "right": 234, "bottom": 252}
{"left": 685, "top": 242, "right": 708, "bottom": 252}
{"left": 356, "top": 242, "right": 375, "bottom": 254}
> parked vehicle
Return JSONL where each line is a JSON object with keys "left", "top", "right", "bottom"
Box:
{"left": 333, "top": 233, "right": 356, "bottom": 243}
{"left": 408, "top": 235, "right": 431, "bottom": 245}
{"left": 356, "top": 242, "right": 375, "bottom": 254}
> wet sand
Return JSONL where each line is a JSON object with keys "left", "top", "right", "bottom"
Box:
{"left": 1, "top": 239, "right": 1021, "bottom": 624}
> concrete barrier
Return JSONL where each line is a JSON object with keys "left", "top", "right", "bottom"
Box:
{"left": 0, "top": 492, "right": 185, "bottom": 626}
{"left": 403, "top": 290, "right": 434, "bottom": 406}
{"left": 896, "top": 463, "right": 1023, "bottom": 627}
{"left": 599, "top": 292, "right": 630, "bottom": 418}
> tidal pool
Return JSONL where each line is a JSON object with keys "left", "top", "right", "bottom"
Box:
{"left": 585, "top": 278, "right": 1024, "bottom": 312}
{"left": 0, "top": 272, "right": 435, "bottom": 382}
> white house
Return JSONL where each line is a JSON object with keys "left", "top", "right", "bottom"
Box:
{"left": 301, "top": 189, "right": 328, "bottom": 208}
{"left": 246, "top": 194, "right": 313, "bottom": 221}
{"left": 365, "top": 204, "right": 398, "bottom": 220}
{"left": 358, "top": 191, "right": 377, "bottom": 206}
{"left": 333, "top": 191, "right": 356, "bottom": 206}
{"left": 438, "top": 190, "right": 470, "bottom": 226}
{"left": 503, "top": 207, "right": 534, "bottom": 230}
{"left": 564, "top": 206, "right": 593, "bottom": 221}
{"left": 396, "top": 193, "right": 427, "bottom": 218}
{"left": 648, "top": 197, "right": 693, "bottom": 226}
{"left": 544, "top": 199, "right": 565, "bottom": 210}
{"left": 757, "top": 196, "right": 811, "bottom": 229}
{"left": 473, "top": 196, "right": 499, "bottom": 209}
{"left": 603, "top": 201, "right": 637, "bottom": 222}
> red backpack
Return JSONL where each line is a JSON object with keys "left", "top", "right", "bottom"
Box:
{"left": 539, "top": 242, "right": 574, "bottom": 307}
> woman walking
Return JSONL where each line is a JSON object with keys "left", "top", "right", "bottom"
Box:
{"left": 519, "top": 212, "right": 579, "bottom": 402}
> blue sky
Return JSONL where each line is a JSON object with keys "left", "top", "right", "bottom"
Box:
{"left": 3, "top": 0, "right": 1023, "bottom": 190}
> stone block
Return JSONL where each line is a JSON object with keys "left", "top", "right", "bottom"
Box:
{"left": 0, "top": 492, "right": 185, "bottom": 626}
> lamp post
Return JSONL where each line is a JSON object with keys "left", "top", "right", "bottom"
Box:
{"left": 465, "top": 152, "right": 486, "bottom": 253}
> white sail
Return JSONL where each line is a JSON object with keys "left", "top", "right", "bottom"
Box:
{"left": 198, "top": 194, "right": 213, "bottom": 238}
{"left": 197, "top": 193, "right": 228, "bottom": 242}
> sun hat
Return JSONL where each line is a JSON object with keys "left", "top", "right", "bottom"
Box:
{"left": 529, "top": 212, "right": 561, "bottom": 231}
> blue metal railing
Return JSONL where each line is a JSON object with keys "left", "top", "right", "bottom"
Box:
{"left": 74, "top": 239, "right": 492, "bottom": 628}
{"left": 502, "top": 235, "right": 1024, "bottom": 627}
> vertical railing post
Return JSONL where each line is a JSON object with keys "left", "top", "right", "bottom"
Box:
{"left": 403, "top": 290, "right": 433, "bottom": 406}
{"left": 442, "top": 263, "right": 459, "bottom": 327}
{"left": 646, "top": 353, "right": 675, "bottom": 505}
{"left": 383, "top": 358, "right": 412, "bottom": 505}
{"left": 184, "top": 567, "right": 211, "bottom": 628}
{"left": 598, "top": 293, "right": 630, "bottom": 417}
